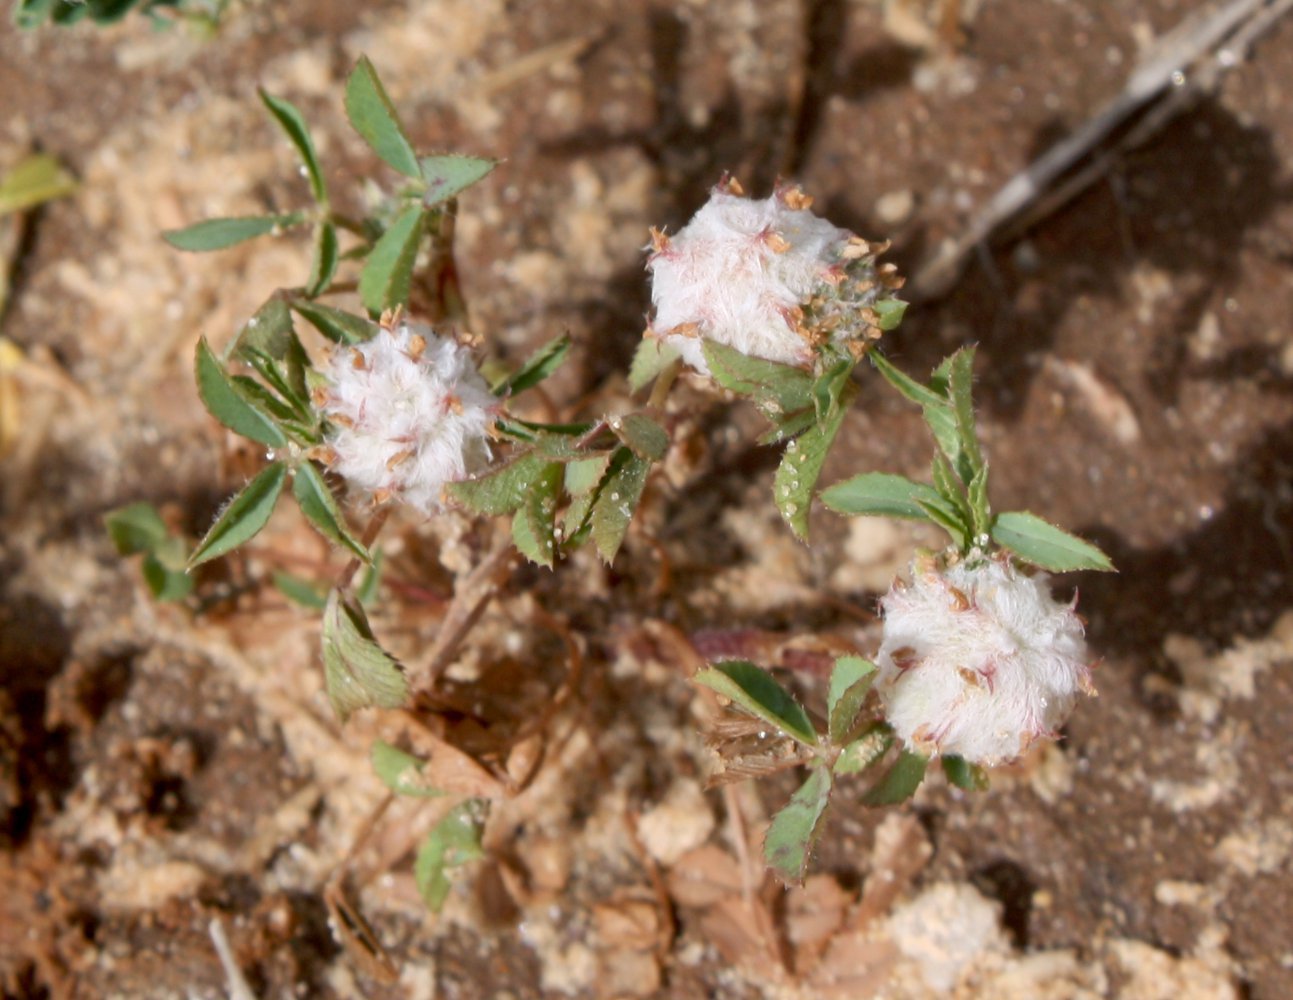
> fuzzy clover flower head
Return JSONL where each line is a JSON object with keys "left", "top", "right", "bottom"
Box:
{"left": 645, "top": 177, "right": 901, "bottom": 375}
{"left": 875, "top": 551, "right": 1095, "bottom": 767}
{"left": 317, "top": 320, "right": 498, "bottom": 515}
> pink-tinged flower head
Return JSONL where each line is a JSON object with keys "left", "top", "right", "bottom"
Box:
{"left": 319, "top": 321, "right": 497, "bottom": 515}
{"left": 646, "top": 179, "right": 896, "bottom": 375}
{"left": 876, "top": 552, "right": 1095, "bottom": 766}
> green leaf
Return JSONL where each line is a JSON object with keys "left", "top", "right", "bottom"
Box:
{"left": 703, "top": 339, "right": 814, "bottom": 415}
{"left": 0, "top": 153, "right": 77, "bottom": 216}
{"left": 990, "top": 511, "right": 1114, "bottom": 572}
{"left": 827, "top": 656, "right": 876, "bottom": 745}
{"left": 359, "top": 204, "right": 424, "bottom": 315}
{"left": 415, "top": 799, "right": 487, "bottom": 911}
{"left": 447, "top": 451, "right": 547, "bottom": 516}
{"left": 357, "top": 548, "right": 384, "bottom": 606}
{"left": 163, "top": 213, "right": 305, "bottom": 252}
{"left": 694, "top": 660, "right": 817, "bottom": 747}
{"left": 194, "top": 337, "right": 288, "bottom": 448}
{"left": 272, "top": 571, "right": 328, "bottom": 610}
{"left": 188, "top": 462, "right": 288, "bottom": 567}
{"left": 494, "top": 334, "right": 570, "bottom": 396}
{"left": 917, "top": 497, "right": 968, "bottom": 550}
{"left": 931, "top": 451, "right": 974, "bottom": 531}
{"left": 833, "top": 723, "right": 893, "bottom": 775}
{"left": 345, "top": 56, "right": 421, "bottom": 179}
{"left": 869, "top": 350, "right": 960, "bottom": 464}
{"left": 235, "top": 298, "right": 296, "bottom": 361}
{"left": 874, "top": 298, "right": 907, "bottom": 331}
{"left": 306, "top": 221, "right": 339, "bottom": 298}
{"left": 419, "top": 154, "right": 497, "bottom": 207}
{"left": 820, "top": 472, "right": 943, "bottom": 521}
{"left": 611, "top": 413, "right": 669, "bottom": 461}
{"left": 967, "top": 463, "right": 991, "bottom": 541}
{"left": 862, "top": 749, "right": 928, "bottom": 806}
{"left": 321, "top": 588, "right": 408, "bottom": 722}
{"left": 258, "top": 89, "right": 328, "bottom": 204}
{"left": 941, "top": 755, "right": 990, "bottom": 792}
{"left": 948, "top": 347, "right": 984, "bottom": 482}
{"left": 763, "top": 767, "right": 832, "bottom": 885}
{"left": 774, "top": 383, "right": 854, "bottom": 540}
{"left": 812, "top": 358, "right": 852, "bottom": 421}
{"left": 589, "top": 451, "right": 650, "bottom": 563}
{"left": 293, "top": 461, "right": 370, "bottom": 561}
{"left": 105, "top": 502, "right": 169, "bottom": 555}
{"left": 628, "top": 338, "right": 680, "bottom": 392}
{"left": 290, "top": 300, "right": 378, "bottom": 345}
{"left": 564, "top": 454, "right": 611, "bottom": 496}
{"left": 142, "top": 547, "right": 194, "bottom": 602}
{"left": 512, "top": 461, "right": 562, "bottom": 568}
{"left": 371, "top": 741, "right": 445, "bottom": 798}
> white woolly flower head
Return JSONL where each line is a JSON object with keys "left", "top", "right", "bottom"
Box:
{"left": 646, "top": 178, "right": 899, "bottom": 375}
{"left": 319, "top": 320, "right": 497, "bottom": 515}
{"left": 875, "top": 551, "right": 1094, "bottom": 767}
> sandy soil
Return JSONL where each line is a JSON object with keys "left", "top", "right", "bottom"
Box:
{"left": 2, "top": 1, "right": 1292, "bottom": 997}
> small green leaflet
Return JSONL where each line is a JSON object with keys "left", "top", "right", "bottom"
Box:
{"left": 941, "top": 755, "right": 990, "bottom": 791}
{"left": 290, "top": 300, "right": 379, "bottom": 345}
{"left": 321, "top": 588, "right": 409, "bottom": 722}
{"left": 194, "top": 337, "right": 288, "bottom": 448}
{"left": 628, "top": 338, "right": 680, "bottom": 392}
{"left": 763, "top": 767, "right": 832, "bottom": 885}
{"left": 874, "top": 298, "right": 907, "bottom": 331}
{"left": 235, "top": 298, "right": 296, "bottom": 360}
{"left": 512, "top": 461, "right": 562, "bottom": 568}
{"left": 861, "top": 749, "right": 928, "bottom": 806}
{"left": 991, "top": 511, "right": 1114, "bottom": 572}
{"left": 415, "top": 799, "right": 488, "bottom": 911}
{"left": 447, "top": 452, "right": 548, "bottom": 516}
{"left": 359, "top": 205, "right": 425, "bottom": 316}
{"left": 702, "top": 339, "right": 814, "bottom": 415}
{"left": 820, "top": 472, "right": 944, "bottom": 521}
{"left": 694, "top": 659, "right": 817, "bottom": 747}
{"left": 258, "top": 89, "right": 328, "bottom": 205}
{"left": 494, "top": 334, "right": 570, "bottom": 397}
{"left": 833, "top": 723, "right": 892, "bottom": 775}
{"left": 947, "top": 347, "right": 984, "bottom": 484}
{"left": 371, "top": 741, "right": 445, "bottom": 799}
{"left": 775, "top": 381, "right": 854, "bottom": 540}
{"left": 293, "top": 461, "right": 370, "bottom": 561}
{"left": 307, "top": 221, "right": 340, "bottom": 298}
{"left": 0, "top": 152, "right": 77, "bottom": 216}
{"left": 273, "top": 571, "right": 328, "bottom": 610}
{"left": 827, "top": 655, "right": 876, "bottom": 745}
{"left": 590, "top": 451, "right": 650, "bottom": 563}
{"left": 188, "top": 462, "right": 288, "bottom": 567}
{"left": 142, "top": 544, "right": 194, "bottom": 602}
{"left": 105, "top": 501, "right": 169, "bottom": 555}
{"left": 419, "top": 154, "right": 497, "bottom": 207}
{"left": 345, "top": 56, "right": 421, "bottom": 179}
{"left": 163, "top": 213, "right": 305, "bottom": 252}
{"left": 611, "top": 413, "right": 669, "bottom": 461}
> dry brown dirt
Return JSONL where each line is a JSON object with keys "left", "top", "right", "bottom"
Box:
{"left": 2, "top": 1, "right": 1292, "bottom": 998}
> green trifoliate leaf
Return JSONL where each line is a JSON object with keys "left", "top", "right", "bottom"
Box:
{"left": 862, "top": 749, "right": 929, "bottom": 806}
{"left": 163, "top": 213, "right": 306, "bottom": 252}
{"left": 494, "top": 334, "right": 570, "bottom": 396}
{"left": 359, "top": 204, "right": 424, "bottom": 315}
{"left": 941, "top": 755, "right": 990, "bottom": 792}
{"left": 188, "top": 461, "right": 288, "bottom": 567}
{"left": 272, "top": 571, "right": 328, "bottom": 610}
{"left": 763, "top": 766, "right": 832, "bottom": 886}
{"left": 321, "top": 588, "right": 408, "bottom": 722}
{"left": 306, "top": 220, "right": 340, "bottom": 298}
{"left": 419, "top": 154, "right": 497, "bottom": 207}
{"left": 589, "top": 450, "right": 650, "bottom": 563}
{"left": 820, "top": 472, "right": 944, "bottom": 521}
{"left": 702, "top": 339, "right": 814, "bottom": 416}
{"left": 258, "top": 89, "right": 328, "bottom": 205}
{"left": 694, "top": 659, "right": 817, "bottom": 747}
{"left": 447, "top": 451, "right": 548, "bottom": 516}
{"left": 990, "top": 511, "right": 1114, "bottom": 572}
{"left": 610, "top": 413, "right": 669, "bottom": 461}
{"left": 293, "top": 461, "right": 370, "bottom": 561}
{"left": 345, "top": 56, "right": 421, "bottom": 179}
{"left": 371, "top": 741, "right": 445, "bottom": 799}
{"left": 827, "top": 655, "right": 876, "bottom": 745}
{"left": 415, "top": 799, "right": 488, "bottom": 911}
{"left": 194, "top": 337, "right": 288, "bottom": 448}
{"left": 290, "top": 300, "right": 379, "bottom": 345}
{"left": 774, "top": 382, "right": 854, "bottom": 541}
{"left": 105, "top": 502, "right": 169, "bottom": 555}
{"left": 628, "top": 338, "right": 680, "bottom": 392}
{"left": 833, "top": 723, "right": 892, "bottom": 775}
{"left": 0, "top": 152, "right": 77, "bottom": 216}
